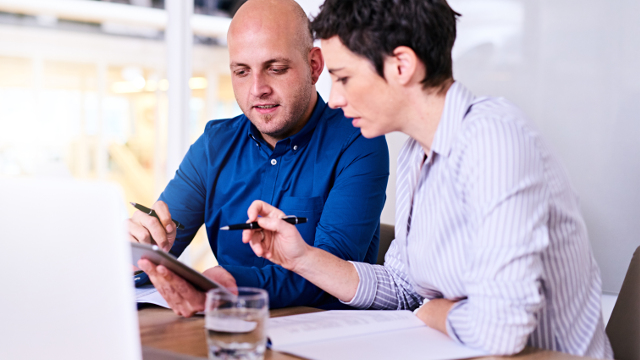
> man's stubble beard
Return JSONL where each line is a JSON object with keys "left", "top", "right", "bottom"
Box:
{"left": 250, "top": 74, "right": 314, "bottom": 140}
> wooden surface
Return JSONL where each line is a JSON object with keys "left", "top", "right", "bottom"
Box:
{"left": 139, "top": 305, "right": 323, "bottom": 359}
{"left": 138, "top": 306, "right": 593, "bottom": 360}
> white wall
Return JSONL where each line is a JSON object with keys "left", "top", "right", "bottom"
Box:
{"left": 449, "top": 0, "right": 640, "bottom": 294}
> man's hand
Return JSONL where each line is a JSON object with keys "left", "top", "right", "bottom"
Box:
{"left": 202, "top": 266, "right": 238, "bottom": 292}
{"left": 128, "top": 200, "right": 176, "bottom": 252}
{"left": 242, "top": 200, "right": 311, "bottom": 272}
{"left": 137, "top": 260, "right": 238, "bottom": 317}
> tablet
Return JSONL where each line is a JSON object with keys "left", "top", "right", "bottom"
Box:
{"left": 131, "top": 242, "right": 232, "bottom": 294}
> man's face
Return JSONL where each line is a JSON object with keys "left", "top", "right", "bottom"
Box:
{"left": 228, "top": 25, "right": 314, "bottom": 141}
{"left": 322, "top": 36, "right": 401, "bottom": 139}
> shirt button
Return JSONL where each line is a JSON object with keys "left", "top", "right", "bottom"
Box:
{"left": 271, "top": 159, "right": 277, "bottom": 165}
{"left": 293, "top": 145, "right": 298, "bottom": 151}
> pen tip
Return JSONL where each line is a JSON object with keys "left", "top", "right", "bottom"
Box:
{"left": 220, "top": 226, "right": 229, "bottom": 230}
{"left": 129, "top": 202, "right": 136, "bottom": 206}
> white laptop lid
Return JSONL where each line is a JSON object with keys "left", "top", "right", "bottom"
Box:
{"left": 0, "top": 178, "right": 142, "bottom": 360}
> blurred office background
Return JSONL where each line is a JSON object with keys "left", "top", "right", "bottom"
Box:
{"left": 0, "top": 0, "right": 638, "bottom": 317}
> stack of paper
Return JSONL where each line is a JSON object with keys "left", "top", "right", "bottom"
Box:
{"left": 135, "top": 285, "right": 169, "bottom": 308}
{"left": 268, "top": 310, "right": 487, "bottom": 360}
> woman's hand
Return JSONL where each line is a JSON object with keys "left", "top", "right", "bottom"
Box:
{"left": 242, "top": 200, "right": 310, "bottom": 271}
{"left": 414, "top": 298, "right": 457, "bottom": 335}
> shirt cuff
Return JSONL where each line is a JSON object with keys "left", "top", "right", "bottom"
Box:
{"left": 340, "top": 261, "right": 377, "bottom": 309}
{"left": 445, "top": 298, "right": 468, "bottom": 345}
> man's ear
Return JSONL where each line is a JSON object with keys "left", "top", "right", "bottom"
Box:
{"left": 309, "top": 47, "right": 325, "bottom": 84}
{"left": 384, "top": 46, "right": 422, "bottom": 86}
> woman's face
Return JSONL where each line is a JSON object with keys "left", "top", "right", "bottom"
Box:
{"left": 321, "top": 36, "right": 403, "bottom": 139}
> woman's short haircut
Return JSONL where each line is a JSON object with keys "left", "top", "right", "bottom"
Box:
{"left": 311, "top": 0, "right": 460, "bottom": 89}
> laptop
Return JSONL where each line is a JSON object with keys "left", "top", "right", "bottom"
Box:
{"left": 0, "top": 178, "right": 142, "bottom": 360}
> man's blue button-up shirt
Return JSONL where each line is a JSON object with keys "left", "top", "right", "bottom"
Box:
{"left": 159, "top": 95, "right": 389, "bottom": 308}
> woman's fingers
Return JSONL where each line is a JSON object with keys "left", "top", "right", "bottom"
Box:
{"left": 247, "top": 230, "right": 269, "bottom": 257}
{"left": 247, "top": 200, "right": 286, "bottom": 221}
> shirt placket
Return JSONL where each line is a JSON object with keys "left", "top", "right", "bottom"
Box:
{"left": 260, "top": 141, "right": 288, "bottom": 205}
{"left": 404, "top": 149, "right": 432, "bottom": 286}
{"left": 395, "top": 145, "right": 427, "bottom": 271}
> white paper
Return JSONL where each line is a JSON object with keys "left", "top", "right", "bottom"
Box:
{"left": 268, "top": 310, "right": 488, "bottom": 360}
{"left": 135, "top": 285, "right": 170, "bottom": 309}
{"left": 269, "top": 310, "right": 423, "bottom": 347}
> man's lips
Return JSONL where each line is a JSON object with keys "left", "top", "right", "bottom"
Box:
{"left": 253, "top": 104, "right": 280, "bottom": 114}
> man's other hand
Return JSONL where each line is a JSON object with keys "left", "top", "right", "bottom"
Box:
{"left": 128, "top": 200, "right": 176, "bottom": 252}
{"left": 202, "top": 266, "right": 238, "bottom": 292}
{"left": 137, "top": 260, "right": 238, "bottom": 317}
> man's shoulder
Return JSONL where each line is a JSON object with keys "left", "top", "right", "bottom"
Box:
{"left": 203, "top": 113, "right": 248, "bottom": 137}
{"left": 317, "top": 105, "right": 356, "bottom": 132}
{"left": 315, "top": 106, "right": 387, "bottom": 149}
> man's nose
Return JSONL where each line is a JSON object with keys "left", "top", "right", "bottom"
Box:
{"left": 250, "top": 73, "right": 272, "bottom": 98}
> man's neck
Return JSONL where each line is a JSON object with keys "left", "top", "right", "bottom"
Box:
{"left": 261, "top": 91, "right": 318, "bottom": 149}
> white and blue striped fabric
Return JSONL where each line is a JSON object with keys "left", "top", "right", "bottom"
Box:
{"left": 344, "top": 82, "right": 613, "bottom": 358}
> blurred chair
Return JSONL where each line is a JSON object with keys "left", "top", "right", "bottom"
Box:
{"left": 377, "top": 223, "right": 395, "bottom": 265}
{"left": 606, "top": 246, "right": 640, "bottom": 360}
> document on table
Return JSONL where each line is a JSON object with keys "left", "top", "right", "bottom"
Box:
{"left": 268, "top": 310, "right": 488, "bottom": 360}
{"left": 135, "top": 285, "right": 169, "bottom": 309}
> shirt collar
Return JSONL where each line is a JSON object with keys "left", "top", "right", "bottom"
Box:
{"left": 248, "top": 93, "right": 326, "bottom": 152}
{"left": 430, "top": 81, "right": 476, "bottom": 158}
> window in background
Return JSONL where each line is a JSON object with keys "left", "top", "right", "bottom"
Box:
{"left": 0, "top": 5, "right": 240, "bottom": 271}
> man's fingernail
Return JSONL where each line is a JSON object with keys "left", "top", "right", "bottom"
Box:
{"left": 166, "top": 224, "right": 173, "bottom": 232}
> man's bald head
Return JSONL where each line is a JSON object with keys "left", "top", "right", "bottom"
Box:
{"left": 225, "top": 0, "right": 324, "bottom": 147}
{"left": 228, "top": 0, "right": 313, "bottom": 58}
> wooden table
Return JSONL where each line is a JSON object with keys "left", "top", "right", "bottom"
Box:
{"left": 138, "top": 306, "right": 594, "bottom": 360}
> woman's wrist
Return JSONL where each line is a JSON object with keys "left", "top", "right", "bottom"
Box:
{"left": 415, "top": 298, "right": 456, "bottom": 336}
{"left": 289, "top": 243, "right": 315, "bottom": 274}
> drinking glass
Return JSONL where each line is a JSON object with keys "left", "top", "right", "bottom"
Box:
{"left": 204, "top": 287, "right": 269, "bottom": 360}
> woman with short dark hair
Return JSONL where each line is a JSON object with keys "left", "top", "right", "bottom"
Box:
{"left": 242, "top": 0, "right": 613, "bottom": 357}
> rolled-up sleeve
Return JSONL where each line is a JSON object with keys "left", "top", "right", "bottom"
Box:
{"left": 160, "top": 133, "right": 209, "bottom": 257}
{"left": 341, "top": 241, "right": 423, "bottom": 310}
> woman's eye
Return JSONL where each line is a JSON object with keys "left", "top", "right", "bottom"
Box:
{"left": 337, "top": 77, "right": 349, "bottom": 85}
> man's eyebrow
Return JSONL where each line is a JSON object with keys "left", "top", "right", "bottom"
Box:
{"left": 328, "top": 67, "right": 345, "bottom": 74}
{"left": 264, "top": 57, "right": 293, "bottom": 65}
{"left": 230, "top": 58, "right": 293, "bottom": 68}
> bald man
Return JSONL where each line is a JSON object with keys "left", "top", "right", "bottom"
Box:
{"left": 130, "top": 0, "right": 389, "bottom": 315}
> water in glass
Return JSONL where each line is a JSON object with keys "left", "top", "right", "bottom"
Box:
{"left": 205, "top": 288, "right": 268, "bottom": 360}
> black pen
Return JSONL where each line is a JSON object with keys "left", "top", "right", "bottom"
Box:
{"left": 220, "top": 215, "right": 307, "bottom": 230}
{"left": 130, "top": 202, "right": 185, "bottom": 230}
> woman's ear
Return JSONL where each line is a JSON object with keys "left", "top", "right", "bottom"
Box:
{"left": 384, "top": 46, "right": 423, "bottom": 86}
